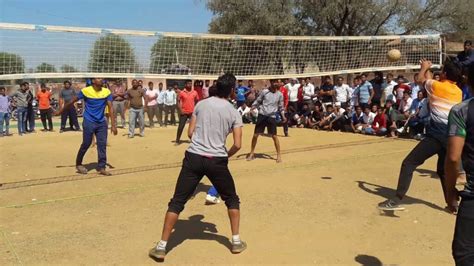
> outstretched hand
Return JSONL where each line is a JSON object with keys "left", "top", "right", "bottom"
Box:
{"left": 420, "top": 58, "right": 432, "bottom": 69}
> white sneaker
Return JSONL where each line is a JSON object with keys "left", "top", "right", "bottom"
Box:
{"left": 205, "top": 194, "right": 221, "bottom": 204}
{"left": 396, "top": 127, "right": 404, "bottom": 134}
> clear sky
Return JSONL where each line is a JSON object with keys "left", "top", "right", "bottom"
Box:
{"left": 0, "top": 0, "right": 213, "bottom": 33}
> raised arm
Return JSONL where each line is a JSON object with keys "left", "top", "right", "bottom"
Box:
{"left": 417, "top": 59, "right": 433, "bottom": 85}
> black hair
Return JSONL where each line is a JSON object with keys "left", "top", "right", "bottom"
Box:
{"left": 360, "top": 73, "right": 367, "bottom": 78}
{"left": 465, "top": 40, "right": 472, "bottom": 46}
{"left": 0, "top": 86, "right": 5, "bottom": 91}
{"left": 326, "top": 104, "right": 333, "bottom": 109}
{"left": 158, "top": 82, "right": 163, "bottom": 85}
{"left": 148, "top": 81, "right": 153, "bottom": 85}
{"left": 20, "top": 81, "right": 29, "bottom": 86}
{"left": 442, "top": 60, "right": 463, "bottom": 82}
{"left": 269, "top": 78, "right": 279, "bottom": 83}
{"left": 63, "top": 80, "right": 71, "bottom": 85}
{"left": 216, "top": 73, "right": 236, "bottom": 98}
{"left": 185, "top": 79, "right": 192, "bottom": 83}
{"left": 40, "top": 83, "right": 46, "bottom": 88}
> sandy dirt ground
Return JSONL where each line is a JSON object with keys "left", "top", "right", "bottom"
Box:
{"left": 0, "top": 121, "right": 457, "bottom": 265}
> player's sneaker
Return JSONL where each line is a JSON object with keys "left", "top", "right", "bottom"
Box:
{"left": 396, "top": 127, "right": 405, "bottom": 134}
{"left": 205, "top": 194, "right": 221, "bottom": 204}
{"left": 377, "top": 198, "right": 405, "bottom": 211}
{"left": 148, "top": 247, "right": 166, "bottom": 261}
{"left": 231, "top": 241, "right": 247, "bottom": 254}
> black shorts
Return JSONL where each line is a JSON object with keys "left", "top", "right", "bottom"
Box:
{"left": 453, "top": 197, "right": 474, "bottom": 265}
{"left": 254, "top": 114, "right": 277, "bottom": 135}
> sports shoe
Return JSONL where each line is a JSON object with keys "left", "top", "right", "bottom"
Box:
{"left": 148, "top": 247, "right": 166, "bottom": 261}
{"left": 396, "top": 127, "right": 405, "bottom": 134}
{"left": 205, "top": 194, "right": 221, "bottom": 204}
{"left": 76, "top": 165, "right": 88, "bottom": 174}
{"left": 231, "top": 241, "right": 247, "bottom": 254}
{"left": 377, "top": 198, "right": 405, "bottom": 211}
{"left": 97, "top": 168, "right": 112, "bottom": 176}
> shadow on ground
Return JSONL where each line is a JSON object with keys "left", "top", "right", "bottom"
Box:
{"left": 356, "top": 180, "right": 445, "bottom": 215}
{"left": 355, "top": 254, "right": 383, "bottom": 266}
{"left": 236, "top": 153, "right": 275, "bottom": 161}
{"left": 415, "top": 168, "right": 438, "bottom": 178}
{"left": 152, "top": 214, "right": 231, "bottom": 260}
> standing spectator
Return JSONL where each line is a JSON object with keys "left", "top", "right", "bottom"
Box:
{"left": 176, "top": 80, "right": 199, "bottom": 145}
{"left": 286, "top": 78, "right": 300, "bottom": 112}
{"left": 237, "top": 102, "right": 254, "bottom": 123}
{"left": 37, "top": 83, "right": 53, "bottom": 132}
{"left": 0, "top": 87, "right": 11, "bottom": 137}
{"left": 194, "top": 80, "right": 204, "bottom": 100}
{"left": 25, "top": 83, "right": 35, "bottom": 133}
{"left": 11, "top": 82, "right": 30, "bottom": 136}
{"left": 246, "top": 82, "right": 257, "bottom": 105}
{"left": 334, "top": 76, "right": 351, "bottom": 109}
{"left": 365, "top": 107, "right": 387, "bottom": 136}
{"left": 381, "top": 73, "right": 397, "bottom": 106}
{"left": 145, "top": 82, "right": 159, "bottom": 128}
{"left": 357, "top": 74, "right": 374, "bottom": 110}
{"left": 455, "top": 40, "right": 474, "bottom": 67}
{"left": 378, "top": 59, "right": 463, "bottom": 212}
{"left": 157, "top": 82, "right": 166, "bottom": 127}
{"left": 393, "top": 75, "right": 411, "bottom": 106}
{"left": 202, "top": 80, "right": 211, "bottom": 99}
{"left": 59, "top": 81, "right": 81, "bottom": 132}
{"left": 111, "top": 80, "right": 126, "bottom": 128}
{"left": 164, "top": 85, "right": 177, "bottom": 127}
{"left": 320, "top": 76, "right": 335, "bottom": 110}
{"left": 410, "top": 73, "right": 421, "bottom": 100}
{"left": 247, "top": 79, "right": 286, "bottom": 163}
{"left": 302, "top": 77, "right": 315, "bottom": 106}
{"left": 351, "top": 76, "right": 361, "bottom": 108}
{"left": 371, "top": 71, "right": 384, "bottom": 106}
{"left": 127, "top": 79, "right": 147, "bottom": 138}
{"left": 279, "top": 80, "right": 290, "bottom": 137}
{"left": 235, "top": 80, "right": 249, "bottom": 107}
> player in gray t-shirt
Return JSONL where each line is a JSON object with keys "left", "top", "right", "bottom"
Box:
{"left": 149, "top": 73, "right": 246, "bottom": 262}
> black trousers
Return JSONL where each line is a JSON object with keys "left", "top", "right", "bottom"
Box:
{"left": 453, "top": 197, "right": 474, "bottom": 266}
{"left": 167, "top": 151, "right": 240, "bottom": 214}
{"left": 40, "top": 108, "right": 53, "bottom": 130}
{"left": 176, "top": 114, "right": 192, "bottom": 142}
{"left": 396, "top": 136, "right": 447, "bottom": 201}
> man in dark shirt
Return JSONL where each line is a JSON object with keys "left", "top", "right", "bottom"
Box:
{"left": 446, "top": 64, "right": 474, "bottom": 265}
{"left": 127, "top": 79, "right": 147, "bottom": 138}
{"left": 319, "top": 76, "right": 335, "bottom": 109}
{"left": 59, "top": 81, "right": 81, "bottom": 132}
{"left": 25, "top": 83, "right": 35, "bottom": 133}
{"left": 456, "top": 40, "right": 474, "bottom": 67}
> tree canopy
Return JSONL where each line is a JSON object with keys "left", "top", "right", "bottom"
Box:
{"left": 88, "top": 34, "right": 138, "bottom": 73}
{"left": 35, "top": 62, "right": 56, "bottom": 73}
{"left": 0, "top": 52, "right": 25, "bottom": 75}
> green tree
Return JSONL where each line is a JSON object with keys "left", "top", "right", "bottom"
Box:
{"left": 35, "top": 62, "right": 56, "bottom": 73}
{"left": 0, "top": 52, "right": 25, "bottom": 75}
{"left": 60, "top": 64, "right": 78, "bottom": 73}
{"left": 88, "top": 34, "right": 138, "bottom": 73}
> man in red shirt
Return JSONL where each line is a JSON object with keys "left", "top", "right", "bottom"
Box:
{"left": 193, "top": 80, "right": 203, "bottom": 100}
{"left": 364, "top": 106, "right": 387, "bottom": 135}
{"left": 176, "top": 80, "right": 199, "bottom": 145}
{"left": 393, "top": 75, "right": 411, "bottom": 106}
{"left": 36, "top": 83, "right": 53, "bottom": 131}
{"left": 279, "top": 79, "right": 290, "bottom": 136}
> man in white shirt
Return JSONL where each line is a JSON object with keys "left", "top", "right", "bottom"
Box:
{"left": 157, "top": 82, "right": 166, "bottom": 127}
{"left": 362, "top": 106, "right": 376, "bottom": 128}
{"left": 410, "top": 73, "right": 420, "bottom": 100}
{"left": 163, "top": 85, "right": 177, "bottom": 126}
{"left": 334, "top": 76, "right": 351, "bottom": 109}
{"left": 145, "top": 82, "right": 159, "bottom": 128}
{"left": 285, "top": 78, "right": 300, "bottom": 111}
{"left": 381, "top": 73, "right": 397, "bottom": 106}
{"left": 302, "top": 77, "right": 315, "bottom": 106}
{"left": 398, "top": 91, "right": 413, "bottom": 114}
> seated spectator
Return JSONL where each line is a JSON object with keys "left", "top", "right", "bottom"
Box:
{"left": 237, "top": 102, "right": 257, "bottom": 124}
{"left": 398, "top": 91, "right": 413, "bottom": 114}
{"left": 340, "top": 106, "right": 354, "bottom": 132}
{"left": 319, "top": 104, "right": 337, "bottom": 130}
{"left": 362, "top": 106, "right": 376, "bottom": 131}
{"left": 307, "top": 104, "right": 323, "bottom": 129}
{"left": 298, "top": 103, "right": 312, "bottom": 128}
{"left": 351, "top": 105, "right": 364, "bottom": 133}
{"left": 385, "top": 100, "right": 406, "bottom": 137}
{"left": 397, "top": 90, "right": 426, "bottom": 137}
{"left": 328, "top": 102, "right": 345, "bottom": 131}
{"left": 364, "top": 107, "right": 387, "bottom": 136}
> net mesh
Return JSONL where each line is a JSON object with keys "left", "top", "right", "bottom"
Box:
{"left": 0, "top": 23, "right": 442, "bottom": 80}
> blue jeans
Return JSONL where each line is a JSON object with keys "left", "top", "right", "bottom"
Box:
{"left": 364, "top": 127, "right": 387, "bottom": 136}
{"left": 16, "top": 107, "right": 27, "bottom": 134}
{"left": 129, "top": 108, "right": 144, "bottom": 136}
{"left": 207, "top": 186, "right": 219, "bottom": 197}
{"left": 76, "top": 119, "right": 108, "bottom": 169}
{"left": 0, "top": 112, "right": 10, "bottom": 135}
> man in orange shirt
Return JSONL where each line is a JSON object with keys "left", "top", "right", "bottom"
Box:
{"left": 37, "top": 83, "right": 53, "bottom": 131}
{"left": 378, "top": 59, "right": 463, "bottom": 212}
{"left": 279, "top": 79, "right": 289, "bottom": 137}
{"left": 175, "top": 80, "right": 199, "bottom": 145}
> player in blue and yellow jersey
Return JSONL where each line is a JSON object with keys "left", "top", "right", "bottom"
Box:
{"left": 57, "top": 78, "right": 117, "bottom": 175}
